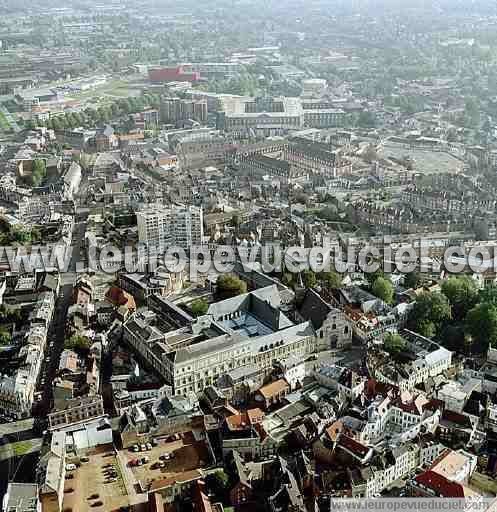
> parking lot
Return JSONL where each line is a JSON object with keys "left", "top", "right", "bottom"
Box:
{"left": 62, "top": 447, "right": 133, "bottom": 512}
{"left": 123, "top": 432, "right": 211, "bottom": 488}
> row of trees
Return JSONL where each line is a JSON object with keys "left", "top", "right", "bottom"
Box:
{"left": 28, "top": 94, "right": 161, "bottom": 132}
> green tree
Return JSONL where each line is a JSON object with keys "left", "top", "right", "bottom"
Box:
{"left": 417, "top": 319, "right": 436, "bottom": 338}
{"left": 403, "top": 271, "right": 421, "bottom": 289}
{"left": 65, "top": 334, "right": 91, "bottom": 352}
{"left": 372, "top": 277, "right": 394, "bottom": 304}
{"left": 302, "top": 270, "right": 317, "bottom": 289}
{"left": 0, "top": 329, "right": 11, "bottom": 345}
{"left": 216, "top": 275, "right": 247, "bottom": 299}
{"left": 465, "top": 303, "right": 497, "bottom": 352}
{"left": 320, "top": 271, "right": 342, "bottom": 290}
{"left": 30, "top": 159, "right": 47, "bottom": 187}
{"left": 478, "top": 285, "right": 497, "bottom": 305}
{"left": 205, "top": 470, "right": 229, "bottom": 502}
{"left": 281, "top": 272, "right": 294, "bottom": 287}
{"left": 408, "top": 292, "right": 451, "bottom": 337}
{"left": 441, "top": 276, "right": 478, "bottom": 321}
{"left": 190, "top": 299, "right": 209, "bottom": 317}
{"left": 366, "top": 268, "right": 384, "bottom": 287}
{"left": 383, "top": 332, "right": 406, "bottom": 354}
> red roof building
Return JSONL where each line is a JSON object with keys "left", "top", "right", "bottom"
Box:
{"left": 412, "top": 470, "right": 478, "bottom": 498}
{"left": 148, "top": 66, "right": 201, "bottom": 84}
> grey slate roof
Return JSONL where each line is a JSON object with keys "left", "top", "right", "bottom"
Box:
{"left": 299, "top": 289, "right": 334, "bottom": 330}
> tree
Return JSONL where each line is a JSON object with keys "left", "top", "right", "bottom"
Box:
{"left": 403, "top": 271, "right": 421, "bottom": 289}
{"left": 417, "top": 319, "right": 436, "bottom": 338}
{"left": 439, "top": 323, "right": 466, "bottom": 352}
{"left": 383, "top": 332, "right": 406, "bottom": 354}
{"left": 216, "top": 275, "right": 247, "bottom": 299}
{"left": 65, "top": 334, "right": 90, "bottom": 352}
{"left": 478, "top": 285, "right": 497, "bottom": 305}
{"left": 302, "top": 270, "right": 317, "bottom": 289}
{"left": 363, "top": 145, "right": 378, "bottom": 163}
{"left": 408, "top": 292, "right": 451, "bottom": 336}
{"left": 281, "top": 272, "right": 294, "bottom": 287}
{"left": 372, "top": 277, "right": 394, "bottom": 304}
{"left": 30, "top": 159, "right": 47, "bottom": 187}
{"left": 0, "top": 329, "right": 11, "bottom": 345}
{"left": 465, "top": 303, "right": 497, "bottom": 352}
{"left": 320, "top": 271, "right": 342, "bottom": 290}
{"left": 366, "top": 268, "right": 384, "bottom": 287}
{"left": 441, "top": 276, "right": 478, "bottom": 320}
{"left": 205, "top": 470, "right": 229, "bottom": 501}
{"left": 190, "top": 299, "right": 208, "bottom": 317}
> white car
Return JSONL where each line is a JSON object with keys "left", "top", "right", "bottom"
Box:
{"left": 66, "top": 464, "right": 76, "bottom": 471}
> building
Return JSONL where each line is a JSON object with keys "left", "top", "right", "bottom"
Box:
{"left": 48, "top": 395, "right": 105, "bottom": 430}
{"left": 181, "top": 62, "right": 242, "bottom": 79}
{"left": 62, "top": 161, "right": 81, "bottom": 200}
{"left": 375, "top": 330, "right": 453, "bottom": 391}
{"left": 314, "top": 365, "right": 366, "bottom": 400}
{"left": 94, "top": 125, "right": 118, "bottom": 152}
{"left": 254, "top": 379, "right": 291, "bottom": 410}
{"left": 118, "top": 267, "right": 185, "bottom": 302}
{"left": 217, "top": 96, "right": 304, "bottom": 137}
{"left": 301, "top": 79, "right": 327, "bottom": 98}
{"left": 0, "top": 293, "right": 52, "bottom": 419}
{"left": 298, "top": 289, "right": 352, "bottom": 350}
{"left": 136, "top": 204, "right": 203, "bottom": 252}
{"left": 2, "top": 483, "right": 39, "bottom": 512}
{"left": 123, "top": 285, "right": 317, "bottom": 397}
{"left": 37, "top": 432, "right": 66, "bottom": 512}
{"left": 160, "top": 97, "right": 208, "bottom": 125}
{"left": 176, "top": 133, "right": 233, "bottom": 171}
{"left": 148, "top": 66, "right": 200, "bottom": 84}
{"left": 285, "top": 137, "right": 350, "bottom": 178}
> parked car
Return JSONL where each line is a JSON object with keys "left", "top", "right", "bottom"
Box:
{"left": 132, "top": 445, "right": 139, "bottom": 452}
{"left": 146, "top": 443, "right": 152, "bottom": 450}
{"left": 65, "top": 464, "right": 76, "bottom": 471}
{"left": 141, "top": 456, "right": 149, "bottom": 464}
{"left": 80, "top": 456, "right": 89, "bottom": 463}
{"left": 140, "top": 444, "right": 146, "bottom": 451}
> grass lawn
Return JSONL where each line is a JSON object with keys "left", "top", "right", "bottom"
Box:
{"left": 12, "top": 441, "right": 34, "bottom": 456}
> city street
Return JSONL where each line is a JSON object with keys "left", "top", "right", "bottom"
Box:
{"left": 33, "top": 212, "right": 89, "bottom": 418}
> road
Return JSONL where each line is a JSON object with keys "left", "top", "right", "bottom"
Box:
{"left": 33, "top": 213, "right": 89, "bottom": 417}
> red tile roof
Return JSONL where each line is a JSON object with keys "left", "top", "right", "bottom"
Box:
{"left": 105, "top": 286, "right": 136, "bottom": 310}
{"left": 415, "top": 470, "right": 465, "bottom": 498}
{"left": 337, "top": 434, "right": 370, "bottom": 458}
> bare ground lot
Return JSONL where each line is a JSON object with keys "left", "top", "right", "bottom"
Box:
{"left": 379, "top": 144, "right": 464, "bottom": 174}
